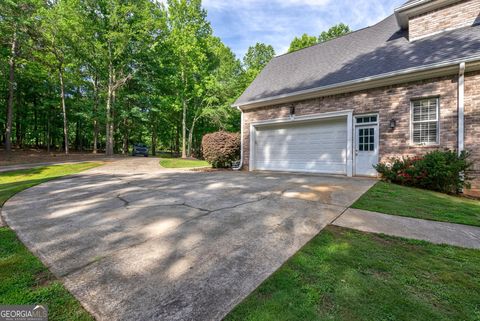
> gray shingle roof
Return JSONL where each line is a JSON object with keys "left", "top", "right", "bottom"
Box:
{"left": 235, "top": 14, "right": 480, "bottom": 106}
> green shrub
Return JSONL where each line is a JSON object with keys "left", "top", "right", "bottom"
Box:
{"left": 374, "top": 150, "right": 472, "bottom": 194}
{"left": 202, "top": 131, "right": 240, "bottom": 168}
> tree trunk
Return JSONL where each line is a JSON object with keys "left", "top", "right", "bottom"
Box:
{"left": 112, "top": 74, "right": 117, "bottom": 153}
{"left": 58, "top": 66, "right": 69, "bottom": 154}
{"left": 79, "top": 122, "right": 84, "bottom": 151}
{"left": 75, "top": 120, "right": 80, "bottom": 151}
{"left": 34, "top": 95, "right": 39, "bottom": 148}
{"left": 181, "top": 68, "right": 187, "bottom": 159}
{"left": 105, "top": 63, "right": 114, "bottom": 156}
{"left": 122, "top": 118, "right": 128, "bottom": 155}
{"left": 15, "top": 94, "right": 21, "bottom": 148}
{"left": 176, "top": 122, "right": 180, "bottom": 154}
{"left": 5, "top": 29, "right": 17, "bottom": 152}
{"left": 151, "top": 125, "right": 157, "bottom": 156}
{"left": 181, "top": 97, "right": 187, "bottom": 158}
{"left": 105, "top": 87, "right": 114, "bottom": 155}
{"left": 46, "top": 107, "right": 50, "bottom": 153}
{"left": 170, "top": 127, "right": 175, "bottom": 155}
{"left": 187, "top": 116, "right": 198, "bottom": 158}
{"left": 122, "top": 135, "right": 128, "bottom": 155}
{"left": 92, "top": 75, "right": 99, "bottom": 153}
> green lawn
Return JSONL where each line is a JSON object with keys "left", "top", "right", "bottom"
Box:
{"left": 0, "top": 163, "right": 101, "bottom": 206}
{"left": 352, "top": 182, "right": 480, "bottom": 227}
{"left": 0, "top": 163, "right": 101, "bottom": 321}
{"left": 159, "top": 158, "right": 210, "bottom": 169}
{"left": 226, "top": 226, "right": 480, "bottom": 321}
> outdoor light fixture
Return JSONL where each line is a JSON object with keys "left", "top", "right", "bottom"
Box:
{"left": 389, "top": 119, "right": 396, "bottom": 129}
{"left": 290, "top": 106, "right": 296, "bottom": 116}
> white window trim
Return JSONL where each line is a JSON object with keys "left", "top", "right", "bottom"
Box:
{"left": 354, "top": 113, "right": 379, "bottom": 126}
{"left": 410, "top": 98, "right": 440, "bottom": 146}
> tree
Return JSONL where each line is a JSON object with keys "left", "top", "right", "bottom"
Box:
{"left": 242, "top": 43, "right": 275, "bottom": 85}
{"left": 243, "top": 43, "right": 275, "bottom": 71}
{"left": 167, "top": 0, "right": 212, "bottom": 158}
{"left": 0, "top": 0, "right": 248, "bottom": 157}
{"left": 185, "top": 37, "right": 243, "bottom": 156}
{"left": 288, "top": 33, "right": 318, "bottom": 52}
{"left": 319, "top": 23, "right": 351, "bottom": 43}
{"left": 37, "top": 0, "right": 80, "bottom": 154}
{"left": 71, "top": 0, "right": 106, "bottom": 154}
{"left": 0, "top": 0, "right": 39, "bottom": 152}
{"left": 79, "top": 0, "right": 165, "bottom": 156}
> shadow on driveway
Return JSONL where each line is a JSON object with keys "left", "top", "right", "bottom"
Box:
{"left": 2, "top": 160, "right": 375, "bottom": 321}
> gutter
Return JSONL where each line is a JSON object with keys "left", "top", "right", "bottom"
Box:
{"left": 233, "top": 107, "right": 244, "bottom": 170}
{"left": 233, "top": 56, "right": 480, "bottom": 109}
{"left": 458, "top": 62, "right": 466, "bottom": 155}
{"left": 394, "top": 0, "right": 429, "bottom": 12}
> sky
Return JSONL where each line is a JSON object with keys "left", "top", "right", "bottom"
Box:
{"left": 202, "top": 0, "right": 406, "bottom": 59}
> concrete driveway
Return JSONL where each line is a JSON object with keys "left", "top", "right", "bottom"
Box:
{"left": 2, "top": 159, "right": 375, "bottom": 321}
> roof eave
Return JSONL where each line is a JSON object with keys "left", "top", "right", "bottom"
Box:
{"left": 233, "top": 58, "right": 480, "bottom": 110}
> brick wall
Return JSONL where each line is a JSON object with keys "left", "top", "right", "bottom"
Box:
{"left": 409, "top": 0, "right": 480, "bottom": 40}
{"left": 241, "top": 71, "right": 480, "bottom": 192}
{"left": 465, "top": 71, "right": 480, "bottom": 194}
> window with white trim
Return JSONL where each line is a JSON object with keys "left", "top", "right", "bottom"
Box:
{"left": 411, "top": 98, "right": 439, "bottom": 145}
{"left": 356, "top": 115, "right": 378, "bottom": 124}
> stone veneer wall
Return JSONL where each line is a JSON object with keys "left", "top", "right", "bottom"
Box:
{"left": 242, "top": 71, "right": 480, "bottom": 192}
{"left": 409, "top": 0, "right": 480, "bottom": 40}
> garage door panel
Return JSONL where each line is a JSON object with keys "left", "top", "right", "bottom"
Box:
{"left": 256, "top": 148, "right": 347, "bottom": 160}
{"left": 254, "top": 161, "right": 346, "bottom": 174}
{"left": 254, "top": 118, "right": 347, "bottom": 174}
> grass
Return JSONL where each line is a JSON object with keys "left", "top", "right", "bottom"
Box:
{"left": 352, "top": 181, "right": 480, "bottom": 227}
{"left": 159, "top": 158, "right": 210, "bottom": 169}
{"left": 0, "top": 163, "right": 101, "bottom": 206}
{"left": 0, "top": 162, "right": 101, "bottom": 320}
{"left": 225, "top": 225, "right": 480, "bottom": 321}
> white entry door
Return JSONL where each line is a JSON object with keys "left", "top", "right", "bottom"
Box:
{"left": 355, "top": 123, "right": 379, "bottom": 176}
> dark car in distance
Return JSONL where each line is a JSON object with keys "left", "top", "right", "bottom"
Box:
{"left": 132, "top": 143, "right": 149, "bottom": 157}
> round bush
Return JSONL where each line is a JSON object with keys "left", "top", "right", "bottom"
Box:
{"left": 202, "top": 131, "right": 240, "bottom": 168}
{"left": 374, "top": 150, "right": 473, "bottom": 194}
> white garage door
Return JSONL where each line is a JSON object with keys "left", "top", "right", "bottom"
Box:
{"left": 253, "top": 117, "right": 347, "bottom": 174}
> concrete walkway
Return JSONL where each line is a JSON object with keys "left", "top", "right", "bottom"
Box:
{"left": 333, "top": 208, "right": 480, "bottom": 249}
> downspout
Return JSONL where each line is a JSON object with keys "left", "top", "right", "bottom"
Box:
{"left": 233, "top": 106, "right": 244, "bottom": 170}
{"left": 458, "top": 62, "right": 465, "bottom": 156}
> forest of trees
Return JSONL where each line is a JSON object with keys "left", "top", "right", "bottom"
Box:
{"left": 1, "top": 0, "right": 348, "bottom": 157}
{"left": 0, "top": 0, "right": 278, "bottom": 157}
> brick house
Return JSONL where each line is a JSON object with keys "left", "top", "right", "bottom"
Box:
{"left": 233, "top": 0, "right": 480, "bottom": 194}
